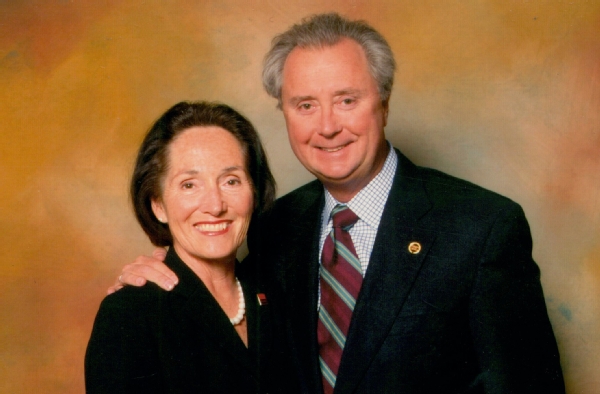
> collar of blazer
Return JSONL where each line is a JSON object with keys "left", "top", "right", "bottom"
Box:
{"left": 163, "top": 248, "right": 258, "bottom": 375}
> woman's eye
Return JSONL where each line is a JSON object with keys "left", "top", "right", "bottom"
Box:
{"left": 182, "top": 182, "right": 194, "bottom": 189}
{"left": 226, "top": 179, "right": 240, "bottom": 186}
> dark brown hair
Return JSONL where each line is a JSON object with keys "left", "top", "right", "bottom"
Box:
{"left": 131, "top": 101, "right": 276, "bottom": 246}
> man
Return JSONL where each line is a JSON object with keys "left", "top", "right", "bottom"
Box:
{"left": 114, "top": 13, "right": 564, "bottom": 393}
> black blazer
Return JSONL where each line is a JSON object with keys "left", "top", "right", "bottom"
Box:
{"left": 85, "top": 248, "right": 290, "bottom": 393}
{"left": 249, "top": 148, "right": 564, "bottom": 394}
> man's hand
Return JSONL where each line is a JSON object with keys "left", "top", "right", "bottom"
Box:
{"left": 107, "top": 248, "right": 178, "bottom": 294}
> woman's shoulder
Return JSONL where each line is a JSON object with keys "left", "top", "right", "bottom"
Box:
{"left": 96, "top": 283, "right": 164, "bottom": 321}
{"left": 86, "top": 286, "right": 166, "bottom": 392}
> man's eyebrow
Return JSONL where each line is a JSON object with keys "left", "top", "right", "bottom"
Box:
{"left": 287, "top": 89, "right": 364, "bottom": 106}
{"left": 287, "top": 95, "right": 314, "bottom": 106}
{"left": 334, "top": 88, "right": 363, "bottom": 96}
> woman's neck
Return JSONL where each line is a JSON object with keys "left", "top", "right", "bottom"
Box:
{"left": 172, "top": 243, "right": 237, "bottom": 289}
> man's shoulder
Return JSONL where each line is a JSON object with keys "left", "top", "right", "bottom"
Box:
{"left": 395, "top": 149, "right": 521, "bottom": 214}
{"left": 391, "top": 157, "right": 529, "bottom": 242}
{"left": 248, "top": 179, "right": 322, "bottom": 247}
{"left": 426, "top": 168, "right": 514, "bottom": 205}
{"left": 278, "top": 178, "right": 323, "bottom": 200}
{"left": 273, "top": 179, "right": 323, "bottom": 212}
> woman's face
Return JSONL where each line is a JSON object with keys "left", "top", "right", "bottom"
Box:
{"left": 151, "top": 126, "right": 254, "bottom": 265}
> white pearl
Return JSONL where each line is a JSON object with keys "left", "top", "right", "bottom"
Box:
{"left": 229, "top": 278, "right": 246, "bottom": 326}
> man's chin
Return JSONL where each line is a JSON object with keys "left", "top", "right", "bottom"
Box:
{"left": 314, "top": 171, "right": 360, "bottom": 191}
{"left": 313, "top": 171, "right": 352, "bottom": 184}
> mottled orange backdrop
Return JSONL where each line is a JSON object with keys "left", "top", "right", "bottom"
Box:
{"left": 1, "top": 1, "right": 599, "bottom": 392}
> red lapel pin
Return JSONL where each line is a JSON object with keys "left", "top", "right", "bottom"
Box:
{"left": 257, "top": 293, "right": 268, "bottom": 306}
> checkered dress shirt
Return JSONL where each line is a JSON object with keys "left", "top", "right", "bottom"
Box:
{"left": 319, "top": 143, "right": 398, "bottom": 276}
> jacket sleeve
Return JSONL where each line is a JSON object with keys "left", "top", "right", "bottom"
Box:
{"left": 84, "top": 289, "right": 163, "bottom": 393}
{"left": 469, "top": 203, "right": 565, "bottom": 393}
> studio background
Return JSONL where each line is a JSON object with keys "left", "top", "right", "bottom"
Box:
{"left": 1, "top": 1, "right": 599, "bottom": 392}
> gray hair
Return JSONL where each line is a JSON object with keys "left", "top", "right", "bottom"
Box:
{"left": 262, "top": 13, "right": 396, "bottom": 109}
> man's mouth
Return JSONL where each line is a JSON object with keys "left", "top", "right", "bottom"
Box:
{"left": 319, "top": 143, "right": 350, "bottom": 152}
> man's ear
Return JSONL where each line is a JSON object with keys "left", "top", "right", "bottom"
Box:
{"left": 151, "top": 199, "right": 167, "bottom": 224}
{"left": 382, "top": 98, "right": 390, "bottom": 127}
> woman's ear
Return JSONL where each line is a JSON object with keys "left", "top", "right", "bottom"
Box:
{"left": 151, "top": 199, "right": 167, "bottom": 223}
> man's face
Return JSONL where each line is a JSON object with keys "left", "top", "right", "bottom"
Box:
{"left": 280, "top": 38, "right": 389, "bottom": 201}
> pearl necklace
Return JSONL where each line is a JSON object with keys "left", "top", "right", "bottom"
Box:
{"left": 229, "top": 278, "right": 246, "bottom": 325}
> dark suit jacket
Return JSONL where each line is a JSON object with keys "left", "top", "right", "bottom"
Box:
{"left": 249, "top": 148, "right": 564, "bottom": 394}
{"left": 85, "top": 248, "right": 290, "bottom": 393}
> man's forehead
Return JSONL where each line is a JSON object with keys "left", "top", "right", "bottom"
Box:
{"left": 283, "top": 39, "right": 369, "bottom": 76}
{"left": 281, "top": 39, "right": 376, "bottom": 97}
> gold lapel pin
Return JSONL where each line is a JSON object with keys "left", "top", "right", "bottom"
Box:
{"left": 408, "top": 241, "right": 421, "bottom": 254}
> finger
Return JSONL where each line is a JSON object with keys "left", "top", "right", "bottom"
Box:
{"left": 115, "top": 270, "right": 148, "bottom": 287}
{"left": 106, "top": 265, "right": 151, "bottom": 295}
{"left": 150, "top": 248, "right": 176, "bottom": 284}
{"left": 106, "top": 275, "right": 131, "bottom": 295}
{"left": 123, "top": 256, "right": 177, "bottom": 291}
{"left": 152, "top": 247, "right": 168, "bottom": 260}
{"left": 132, "top": 253, "right": 176, "bottom": 282}
{"left": 107, "top": 283, "right": 124, "bottom": 295}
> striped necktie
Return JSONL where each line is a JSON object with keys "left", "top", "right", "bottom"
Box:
{"left": 317, "top": 205, "right": 363, "bottom": 393}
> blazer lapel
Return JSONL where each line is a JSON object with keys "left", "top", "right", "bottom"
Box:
{"left": 335, "top": 150, "right": 437, "bottom": 393}
{"left": 242, "top": 263, "right": 272, "bottom": 385}
{"left": 166, "top": 250, "right": 255, "bottom": 375}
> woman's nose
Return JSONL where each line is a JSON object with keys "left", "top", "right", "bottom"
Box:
{"left": 200, "top": 187, "right": 227, "bottom": 215}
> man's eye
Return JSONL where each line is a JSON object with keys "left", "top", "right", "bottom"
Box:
{"left": 342, "top": 98, "right": 354, "bottom": 105}
{"left": 300, "top": 103, "right": 312, "bottom": 110}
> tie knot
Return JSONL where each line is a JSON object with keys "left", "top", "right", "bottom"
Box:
{"left": 331, "top": 205, "right": 359, "bottom": 230}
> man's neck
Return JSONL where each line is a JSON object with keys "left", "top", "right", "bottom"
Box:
{"left": 322, "top": 143, "right": 390, "bottom": 203}
{"left": 324, "top": 181, "right": 370, "bottom": 203}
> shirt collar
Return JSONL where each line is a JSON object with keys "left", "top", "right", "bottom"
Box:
{"left": 322, "top": 142, "right": 398, "bottom": 228}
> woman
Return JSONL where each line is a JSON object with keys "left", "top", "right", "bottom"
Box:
{"left": 85, "top": 101, "right": 286, "bottom": 393}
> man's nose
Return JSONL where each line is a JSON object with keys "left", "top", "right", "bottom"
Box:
{"left": 200, "top": 186, "right": 227, "bottom": 215}
{"left": 319, "top": 107, "right": 341, "bottom": 137}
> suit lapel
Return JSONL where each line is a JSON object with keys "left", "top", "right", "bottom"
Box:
{"left": 335, "top": 150, "right": 436, "bottom": 393}
{"left": 281, "top": 183, "right": 325, "bottom": 394}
